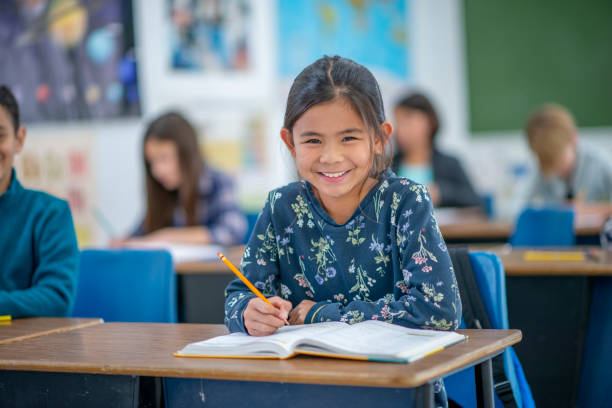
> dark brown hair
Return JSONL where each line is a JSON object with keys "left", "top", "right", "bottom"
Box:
{"left": 143, "top": 112, "right": 203, "bottom": 233}
{"left": 283, "top": 55, "right": 390, "bottom": 178}
{"left": 395, "top": 92, "right": 440, "bottom": 145}
{"left": 0, "top": 85, "right": 20, "bottom": 132}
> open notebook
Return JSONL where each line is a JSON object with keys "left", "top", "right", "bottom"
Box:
{"left": 175, "top": 320, "right": 466, "bottom": 363}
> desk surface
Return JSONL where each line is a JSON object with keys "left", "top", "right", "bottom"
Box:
{"left": 0, "top": 318, "right": 103, "bottom": 345}
{"left": 499, "top": 247, "right": 612, "bottom": 276}
{"left": 0, "top": 323, "right": 520, "bottom": 388}
{"left": 436, "top": 207, "right": 607, "bottom": 241}
{"left": 177, "top": 246, "right": 244, "bottom": 274}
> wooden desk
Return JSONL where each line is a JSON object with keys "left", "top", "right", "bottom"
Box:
{"left": 489, "top": 246, "right": 612, "bottom": 407}
{"left": 0, "top": 318, "right": 103, "bottom": 345}
{"left": 435, "top": 207, "right": 608, "bottom": 243}
{"left": 174, "top": 247, "right": 244, "bottom": 323}
{"left": 500, "top": 247, "right": 612, "bottom": 276}
{"left": 0, "top": 323, "right": 521, "bottom": 408}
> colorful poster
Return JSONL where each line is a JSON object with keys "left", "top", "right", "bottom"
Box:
{"left": 14, "top": 131, "right": 97, "bottom": 246}
{"left": 278, "top": 0, "right": 410, "bottom": 79}
{"left": 0, "top": 0, "right": 140, "bottom": 123}
{"left": 168, "top": 0, "right": 251, "bottom": 71}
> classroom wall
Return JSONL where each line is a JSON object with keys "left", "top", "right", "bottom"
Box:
{"left": 17, "top": 0, "right": 612, "bottom": 245}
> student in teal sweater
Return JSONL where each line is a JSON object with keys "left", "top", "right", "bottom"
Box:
{"left": 0, "top": 85, "right": 79, "bottom": 318}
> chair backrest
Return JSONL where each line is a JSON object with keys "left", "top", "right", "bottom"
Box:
{"left": 72, "top": 249, "right": 176, "bottom": 323}
{"left": 243, "top": 212, "right": 260, "bottom": 244}
{"left": 511, "top": 206, "right": 575, "bottom": 246}
{"left": 445, "top": 250, "right": 535, "bottom": 408}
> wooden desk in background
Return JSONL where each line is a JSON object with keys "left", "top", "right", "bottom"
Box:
{"left": 0, "top": 317, "right": 103, "bottom": 345}
{"left": 490, "top": 246, "right": 612, "bottom": 408}
{"left": 0, "top": 321, "right": 521, "bottom": 408}
{"left": 499, "top": 247, "right": 612, "bottom": 276}
{"left": 436, "top": 207, "right": 608, "bottom": 244}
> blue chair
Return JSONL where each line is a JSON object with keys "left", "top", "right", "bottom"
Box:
{"left": 243, "top": 211, "right": 260, "bottom": 244}
{"left": 510, "top": 206, "right": 575, "bottom": 246}
{"left": 445, "top": 251, "right": 535, "bottom": 408}
{"left": 72, "top": 249, "right": 177, "bottom": 323}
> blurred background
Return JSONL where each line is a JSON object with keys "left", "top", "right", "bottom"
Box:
{"left": 3, "top": 0, "right": 611, "bottom": 246}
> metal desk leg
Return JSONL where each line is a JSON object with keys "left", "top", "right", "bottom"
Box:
{"left": 475, "top": 358, "right": 494, "bottom": 408}
{"left": 414, "top": 381, "right": 434, "bottom": 408}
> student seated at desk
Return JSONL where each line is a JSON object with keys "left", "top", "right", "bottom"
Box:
{"left": 524, "top": 104, "right": 612, "bottom": 207}
{"left": 116, "top": 112, "right": 247, "bottom": 246}
{"left": 225, "top": 57, "right": 461, "bottom": 408}
{"left": 0, "top": 85, "right": 79, "bottom": 318}
{"left": 391, "top": 92, "right": 482, "bottom": 208}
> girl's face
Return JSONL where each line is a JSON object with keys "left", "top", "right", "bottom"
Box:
{"left": 393, "top": 107, "right": 432, "bottom": 153}
{"left": 144, "top": 139, "right": 182, "bottom": 191}
{"left": 281, "top": 98, "right": 391, "bottom": 209}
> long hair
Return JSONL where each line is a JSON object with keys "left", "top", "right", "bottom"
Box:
{"left": 283, "top": 55, "right": 390, "bottom": 178}
{"left": 143, "top": 112, "right": 203, "bottom": 233}
{"left": 394, "top": 92, "right": 440, "bottom": 146}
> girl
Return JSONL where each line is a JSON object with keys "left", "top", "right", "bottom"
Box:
{"left": 391, "top": 92, "right": 482, "bottom": 208}
{"left": 122, "top": 112, "right": 247, "bottom": 246}
{"left": 224, "top": 57, "right": 461, "bottom": 405}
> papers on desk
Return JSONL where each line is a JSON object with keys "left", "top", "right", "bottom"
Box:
{"left": 122, "top": 242, "right": 222, "bottom": 264}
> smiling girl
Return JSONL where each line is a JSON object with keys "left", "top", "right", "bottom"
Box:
{"left": 224, "top": 57, "right": 461, "bottom": 405}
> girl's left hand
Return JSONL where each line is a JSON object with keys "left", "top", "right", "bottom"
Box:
{"left": 288, "top": 300, "right": 316, "bottom": 325}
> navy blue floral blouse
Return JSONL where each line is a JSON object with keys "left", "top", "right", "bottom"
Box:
{"left": 225, "top": 170, "right": 461, "bottom": 332}
{"left": 225, "top": 170, "right": 461, "bottom": 408}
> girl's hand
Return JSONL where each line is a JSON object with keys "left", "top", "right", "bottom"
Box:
{"left": 288, "top": 300, "right": 316, "bottom": 325}
{"left": 243, "top": 296, "right": 292, "bottom": 336}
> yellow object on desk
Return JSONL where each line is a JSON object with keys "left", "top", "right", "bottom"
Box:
{"left": 523, "top": 251, "right": 585, "bottom": 261}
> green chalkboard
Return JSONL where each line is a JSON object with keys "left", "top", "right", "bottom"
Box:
{"left": 464, "top": 0, "right": 612, "bottom": 132}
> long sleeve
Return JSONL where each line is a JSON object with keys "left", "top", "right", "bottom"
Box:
{"left": 305, "top": 186, "right": 462, "bottom": 330}
{"left": 224, "top": 192, "right": 279, "bottom": 333}
{"left": 0, "top": 200, "right": 79, "bottom": 318}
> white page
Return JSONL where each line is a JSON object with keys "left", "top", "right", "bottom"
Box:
{"left": 297, "top": 320, "right": 464, "bottom": 361}
{"left": 177, "top": 322, "right": 347, "bottom": 358}
{"left": 122, "top": 242, "right": 222, "bottom": 263}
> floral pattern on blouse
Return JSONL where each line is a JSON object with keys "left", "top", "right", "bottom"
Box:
{"left": 225, "top": 170, "right": 461, "bottom": 335}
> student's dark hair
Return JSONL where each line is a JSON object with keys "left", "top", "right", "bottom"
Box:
{"left": 395, "top": 92, "right": 439, "bottom": 144}
{"left": 143, "top": 111, "right": 203, "bottom": 233}
{"left": 283, "top": 55, "right": 390, "bottom": 178}
{"left": 0, "top": 85, "right": 20, "bottom": 132}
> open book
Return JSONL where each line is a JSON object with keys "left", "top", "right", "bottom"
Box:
{"left": 175, "top": 320, "right": 466, "bottom": 363}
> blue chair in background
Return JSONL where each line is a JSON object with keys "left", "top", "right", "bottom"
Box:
{"left": 243, "top": 211, "right": 260, "bottom": 244}
{"left": 510, "top": 206, "right": 575, "bottom": 246}
{"left": 445, "top": 251, "right": 535, "bottom": 408}
{"left": 72, "top": 249, "right": 177, "bottom": 323}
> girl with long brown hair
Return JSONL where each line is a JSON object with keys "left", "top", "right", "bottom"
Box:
{"left": 123, "top": 111, "right": 246, "bottom": 245}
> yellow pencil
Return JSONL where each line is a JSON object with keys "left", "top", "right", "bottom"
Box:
{"left": 0, "top": 315, "right": 11, "bottom": 322}
{"left": 217, "top": 252, "right": 275, "bottom": 308}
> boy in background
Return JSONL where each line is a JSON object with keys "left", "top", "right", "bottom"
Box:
{"left": 525, "top": 104, "right": 612, "bottom": 206}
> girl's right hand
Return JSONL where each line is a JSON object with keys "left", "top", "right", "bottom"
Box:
{"left": 243, "top": 296, "right": 292, "bottom": 336}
